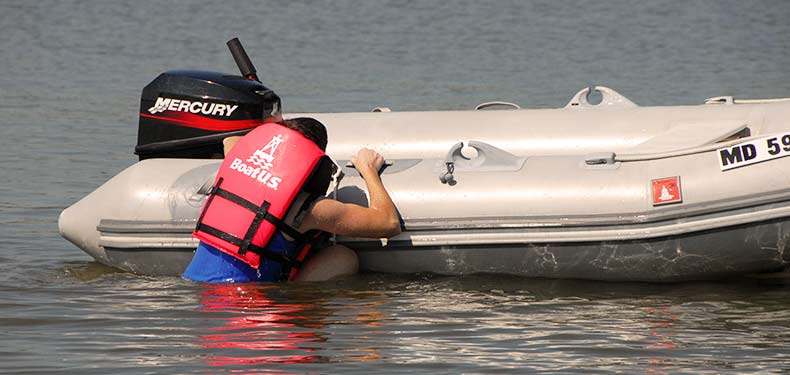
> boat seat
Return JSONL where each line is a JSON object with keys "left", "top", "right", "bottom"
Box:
{"left": 625, "top": 120, "right": 747, "bottom": 154}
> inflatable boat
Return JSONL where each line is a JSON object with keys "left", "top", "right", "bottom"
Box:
{"left": 59, "top": 40, "right": 790, "bottom": 281}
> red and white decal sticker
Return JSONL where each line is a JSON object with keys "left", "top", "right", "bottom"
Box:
{"left": 652, "top": 176, "right": 682, "bottom": 206}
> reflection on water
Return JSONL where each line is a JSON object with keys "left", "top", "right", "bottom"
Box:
{"left": 164, "top": 275, "right": 790, "bottom": 373}
{"left": 195, "top": 283, "right": 388, "bottom": 368}
{"left": 0, "top": 263, "right": 786, "bottom": 374}
{"left": 197, "top": 283, "right": 327, "bottom": 366}
{"left": 642, "top": 306, "right": 681, "bottom": 375}
{"left": 62, "top": 260, "right": 125, "bottom": 281}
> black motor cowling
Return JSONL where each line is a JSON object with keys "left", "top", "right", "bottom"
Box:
{"left": 134, "top": 70, "right": 281, "bottom": 160}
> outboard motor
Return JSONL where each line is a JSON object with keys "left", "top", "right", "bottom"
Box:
{"left": 135, "top": 38, "right": 280, "bottom": 160}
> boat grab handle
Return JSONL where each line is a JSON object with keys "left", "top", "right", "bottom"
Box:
{"left": 565, "top": 86, "right": 637, "bottom": 108}
{"left": 440, "top": 141, "right": 527, "bottom": 184}
{"left": 474, "top": 101, "right": 521, "bottom": 110}
{"left": 586, "top": 132, "right": 766, "bottom": 164}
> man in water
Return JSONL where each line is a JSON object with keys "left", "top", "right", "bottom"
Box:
{"left": 183, "top": 117, "right": 401, "bottom": 283}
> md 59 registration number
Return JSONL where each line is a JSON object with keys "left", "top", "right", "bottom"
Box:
{"left": 718, "top": 133, "right": 790, "bottom": 171}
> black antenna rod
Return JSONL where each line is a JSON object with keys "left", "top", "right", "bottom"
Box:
{"left": 226, "top": 37, "right": 260, "bottom": 82}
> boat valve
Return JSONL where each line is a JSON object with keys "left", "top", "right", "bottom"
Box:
{"left": 440, "top": 161, "right": 456, "bottom": 185}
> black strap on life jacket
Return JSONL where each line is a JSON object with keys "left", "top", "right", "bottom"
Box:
{"left": 195, "top": 177, "right": 313, "bottom": 269}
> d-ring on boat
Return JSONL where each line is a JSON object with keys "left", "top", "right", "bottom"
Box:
{"left": 59, "top": 39, "right": 790, "bottom": 281}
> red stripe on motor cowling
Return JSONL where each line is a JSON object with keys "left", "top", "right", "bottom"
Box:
{"left": 140, "top": 112, "right": 263, "bottom": 131}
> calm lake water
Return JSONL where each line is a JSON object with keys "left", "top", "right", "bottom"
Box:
{"left": 2, "top": 0, "right": 790, "bottom": 373}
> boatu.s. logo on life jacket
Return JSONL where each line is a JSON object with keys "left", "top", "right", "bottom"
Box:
{"left": 247, "top": 134, "right": 283, "bottom": 170}
{"left": 227, "top": 133, "right": 285, "bottom": 190}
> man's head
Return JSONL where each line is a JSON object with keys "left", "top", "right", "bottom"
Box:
{"left": 278, "top": 117, "right": 328, "bottom": 151}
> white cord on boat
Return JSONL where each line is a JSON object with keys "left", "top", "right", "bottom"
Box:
{"left": 705, "top": 96, "right": 790, "bottom": 105}
{"left": 614, "top": 135, "right": 763, "bottom": 162}
{"left": 735, "top": 98, "right": 790, "bottom": 104}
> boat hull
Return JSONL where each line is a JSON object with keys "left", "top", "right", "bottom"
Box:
{"left": 59, "top": 94, "right": 790, "bottom": 281}
{"left": 60, "top": 154, "right": 790, "bottom": 281}
{"left": 355, "top": 219, "right": 790, "bottom": 282}
{"left": 93, "top": 216, "right": 789, "bottom": 282}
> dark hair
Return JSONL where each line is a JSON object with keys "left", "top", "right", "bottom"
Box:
{"left": 278, "top": 117, "right": 328, "bottom": 151}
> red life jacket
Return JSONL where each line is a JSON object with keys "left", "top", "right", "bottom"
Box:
{"left": 193, "top": 123, "right": 335, "bottom": 274}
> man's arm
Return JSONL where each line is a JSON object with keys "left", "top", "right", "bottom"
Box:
{"left": 223, "top": 136, "right": 243, "bottom": 156}
{"left": 302, "top": 148, "right": 401, "bottom": 238}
